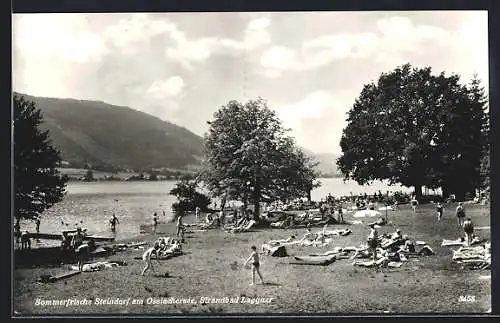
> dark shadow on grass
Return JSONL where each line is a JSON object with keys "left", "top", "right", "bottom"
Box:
{"left": 263, "top": 282, "right": 281, "bottom": 286}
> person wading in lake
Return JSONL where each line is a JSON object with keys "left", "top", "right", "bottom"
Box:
{"left": 109, "top": 214, "right": 119, "bottom": 232}
{"left": 456, "top": 202, "right": 466, "bottom": 226}
{"left": 153, "top": 213, "right": 158, "bottom": 234}
{"left": 34, "top": 217, "right": 41, "bottom": 242}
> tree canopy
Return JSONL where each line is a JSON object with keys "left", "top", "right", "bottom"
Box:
{"left": 202, "top": 98, "right": 319, "bottom": 219}
{"left": 337, "top": 64, "right": 488, "bottom": 200}
{"left": 14, "top": 94, "right": 68, "bottom": 224}
{"left": 169, "top": 179, "right": 212, "bottom": 213}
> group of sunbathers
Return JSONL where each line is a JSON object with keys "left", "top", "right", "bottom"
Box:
{"left": 261, "top": 225, "right": 352, "bottom": 252}
{"left": 154, "top": 236, "right": 182, "bottom": 256}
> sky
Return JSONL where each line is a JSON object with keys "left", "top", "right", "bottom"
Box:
{"left": 12, "top": 11, "right": 489, "bottom": 154}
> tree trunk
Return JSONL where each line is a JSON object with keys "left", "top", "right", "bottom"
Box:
{"left": 307, "top": 187, "right": 312, "bottom": 203}
{"left": 414, "top": 184, "right": 423, "bottom": 200}
{"left": 253, "top": 188, "right": 261, "bottom": 222}
{"left": 243, "top": 191, "right": 248, "bottom": 210}
{"left": 442, "top": 185, "right": 450, "bottom": 199}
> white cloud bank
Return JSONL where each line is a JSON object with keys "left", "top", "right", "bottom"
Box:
{"left": 260, "top": 13, "right": 488, "bottom": 86}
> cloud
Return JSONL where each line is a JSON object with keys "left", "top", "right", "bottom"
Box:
{"left": 165, "top": 15, "right": 271, "bottom": 70}
{"left": 260, "top": 46, "right": 298, "bottom": 70}
{"left": 104, "top": 13, "right": 179, "bottom": 55}
{"left": 273, "top": 91, "right": 340, "bottom": 134}
{"left": 259, "top": 15, "right": 473, "bottom": 78}
{"left": 244, "top": 16, "right": 271, "bottom": 49}
{"left": 271, "top": 90, "right": 356, "bottom": 153}
{"left": 13, "top": 14, "right": 106, "bottom": 63}
{"left": 146, "top": 76, "right": 185, "bottom": 99}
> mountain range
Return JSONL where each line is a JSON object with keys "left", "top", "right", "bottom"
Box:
{"left": 15, "top": 92, "right": 341, "bottom": 176}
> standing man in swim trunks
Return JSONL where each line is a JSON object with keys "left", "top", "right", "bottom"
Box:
{"left": 367, "top": 224, "right": 379, "bottom": 263}
{"left": 456, "top": 202, "right": 466, "bottom": 226}
{"left": 243, "top": 245, "right": 265, "bottom": 285}
{"left": 463, "top": 217, "right": 474, "bottom": 246}
{"left": 71, "top": 228, "right": 86, "bottom": 271}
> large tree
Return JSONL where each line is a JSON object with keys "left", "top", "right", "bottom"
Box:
{"left": 14, "top": 94, "right": 68, "bottom": 226}
{"left": 202, "top": 98, "right": 319, "bottom": 220}
{"left": 337, "top": 64, "right": 488, "bottom": 200}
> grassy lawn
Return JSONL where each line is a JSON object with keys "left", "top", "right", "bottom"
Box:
{"left": 13, "top": 202, "right": 490, "bottom": 315}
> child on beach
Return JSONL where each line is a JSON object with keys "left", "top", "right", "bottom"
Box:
{"left": 436, "top": 202, "right": 443, "bottom": 221}
{"left": 411, "top": 196, "right": 418, "bottom": 213}
{"left": 141, "top": 244, "right": 161, "bottom": 276}
{"left": 195, "top": 206, "right": 201, "bottom": 222}
{"left": 243, "top": 246, "right": 265, "bottom": 285}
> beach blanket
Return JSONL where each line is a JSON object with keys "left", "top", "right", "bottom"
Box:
{"left": 442, "top": 237, "right": 482, "bottom": 247}
{"left": 290, "top": 255, "right": 336, "bottom": 266}
{"left": 452, "top": 245, "right": 490, "bottom": 269}
{"left": 378, "top": 206, "right": 395, "bottom": 211}
{"left": 70, "top": 261, "right": 125, "bottom": 272}
{"left": 353, "top": 210, "right": 381, "bottom": 218}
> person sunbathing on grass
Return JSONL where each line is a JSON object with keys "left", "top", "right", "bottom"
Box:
{"left": 391, "top": 229, "right": 403, "bottom": 241}
{"left": 298, "top": 227, "right": 316, "bottom": 243}
{"left": 309, "top": 232, "right": 330, "bottom": 247}
{"left": 350, "top": 245, "right": 380, "bottom": 260}
{"left": 266, "top": 236, "right": 296, "bottom": 247}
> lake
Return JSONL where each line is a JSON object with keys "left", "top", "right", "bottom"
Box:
{"left": 19, "top": 178, "right": 413, "bottom": 245}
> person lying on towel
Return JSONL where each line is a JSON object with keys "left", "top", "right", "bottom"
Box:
{"left": 266, "top": 236, "right": 296, "bottom": 247}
